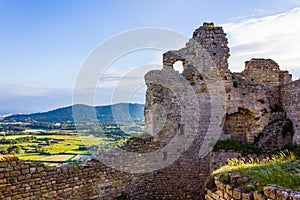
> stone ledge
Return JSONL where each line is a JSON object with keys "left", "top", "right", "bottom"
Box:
{"left": 206, "top": 178, "right": 300, "bottom": 200}
{"left": 264, "top": 185, "right": 300, "bottom": 200}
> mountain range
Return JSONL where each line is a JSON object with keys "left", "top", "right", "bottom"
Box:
{"left": 1, "top": 103, "right": 144, "bottom": 123}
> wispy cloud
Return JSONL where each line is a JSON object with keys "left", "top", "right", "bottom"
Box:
{"left": 251, "top": 8, "right": 277, "bottom": 17}
{"left": 0, "top": 83, "right": 73, "bottom": 114}
{"left": 0, "top": 82, "right": 66, "bottom": 98}
{"left": 286, "top": 0, "right": 300, "bottom": 5}
{"left": 97, "top": 63, "right": 162, "bottom": 88}
{"left": 222, "top": 7, "right": 300, "bottom": 79}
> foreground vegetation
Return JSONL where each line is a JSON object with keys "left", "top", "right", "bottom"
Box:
{"left": 209, "top": 152, "right": 300, "bottom": 192}
{"left": 213, "top": 139, "right": 261, "bottom": 155}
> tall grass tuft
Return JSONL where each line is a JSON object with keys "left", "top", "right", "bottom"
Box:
{"left": 212, "top": 152, "right": 300, "bottom": 191}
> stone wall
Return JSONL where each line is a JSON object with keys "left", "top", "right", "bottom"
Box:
{"left": 223, "top": 108, "right": 255, "bottom": 143}
{"left": 0, "top": 152, "right": 213, "bottom": 200}
{"left": 282, "top": 79, "right": 300, "bottom": 143}
{"left": 223, "top": 58, "right": 294, "bottom": 144}
{"left": 0, "top": 151, "right": 270, "bottom": 200}
{"left": 244, "top": 59, "right": 292, "bottom": 87}
{"left": 143, "top": 22, "right": 227, "bottom": 199}
{"left": 206, "top": 178, "right": 300, "bottom": 200}
{"left": 0, "top": 155, "right": 135, "bottom": 200}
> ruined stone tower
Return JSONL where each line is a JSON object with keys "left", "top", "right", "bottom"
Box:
{"left": 192, "top": 22, "right": 231, "bottom": 79}
{"left": 141, "top": 22, "right": 300, "bottom": 199}
{"left": 162, "top": 22, "right": 231, "bottom": 79}
{"left": 141, "top": 22, "right": 231, "bottom": 199}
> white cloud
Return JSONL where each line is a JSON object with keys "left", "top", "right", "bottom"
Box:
{"left": 0, "top": 83, "right": 73, "bottom": 114}
{"left": 222, "top": 7, "right": 300, "bottom": 79}
{"left": 94, "top": 63, "right": 162, "bottom": 104}
{"left": 286, "top": 0, "right": 300, "bottom": 5}
{"left": 0, "top": 82, "right": 56, "bottom": 98}
{"left": 251, "top": 8, "right": 277, "bottom": 17}
{"left": 97, "top": 61, "right": 163, "bottom": 89}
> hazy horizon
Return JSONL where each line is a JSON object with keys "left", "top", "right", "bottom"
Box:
{"left": 0, "top": 102, "right": 146, "bottom": 116}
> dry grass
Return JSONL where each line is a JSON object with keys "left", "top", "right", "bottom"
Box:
{"left": 37, "top": 154, "right": 75, "bottom": 162}
{"left": 212, "top": 152, "right": 300, "bottom": 191}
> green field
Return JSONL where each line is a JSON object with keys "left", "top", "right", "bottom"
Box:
{"left": 17, "top": 153, "right": 49, "bottom": 160}
{"left": 0, "top": 134, "right": 113, "bottom": 162}
{"left": 0, "top": 121, "right": 145, "bottom": 163}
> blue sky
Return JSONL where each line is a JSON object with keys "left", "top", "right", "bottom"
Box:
{"left": 1, "top": 0, "right": 300, "bottom": 114}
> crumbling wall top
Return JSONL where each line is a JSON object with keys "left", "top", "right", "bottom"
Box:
{"left": 162, "top": 22, "right": 231, "bottom": 79}
{"left": 192, "top": 23, "right": 230, "bottom": 76}
{"left": 243, "top": 58, "right": 292, "bottom": 86}
{"left": 244, "top": 58, "right": 280, "bottom": 71}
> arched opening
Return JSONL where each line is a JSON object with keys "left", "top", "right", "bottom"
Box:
{"left": 223, "top": 108, "right": 255, "bottom": 143}
{"left": 173, "top": 60, "right": 184, "bottom": 73}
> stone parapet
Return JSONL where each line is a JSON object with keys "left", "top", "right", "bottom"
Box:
{"left": 205, "top": 177, "right": 300, "bottom": 200}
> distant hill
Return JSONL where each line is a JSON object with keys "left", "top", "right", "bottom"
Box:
{"left": 1, "top": 103, "right": 144, "bottom": 123}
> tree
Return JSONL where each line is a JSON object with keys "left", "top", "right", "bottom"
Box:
{"left": 7, "top": 145, "right": 22, "bottom": 154}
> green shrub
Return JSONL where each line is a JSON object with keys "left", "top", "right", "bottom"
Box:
{"left": 245, "top": 184, "right": 255, "bottom": 192}
{"left": 7, "top": 145, "right": 22, "bottom": 154}
{"left": 204, "top": 175, "right": 216, "bottom": 190}
{"left": 219, "top": 172, "right": 230, "bottom": 184}
{"left": 214, "top": 140, "right": 261, "bottom": 155}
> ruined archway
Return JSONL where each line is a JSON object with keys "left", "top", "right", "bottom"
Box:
{"left": 223, "top": 107, "right": 255, "bottom": 143}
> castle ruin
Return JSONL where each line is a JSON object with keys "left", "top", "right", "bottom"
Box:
{"left": 0, "top": 22, "right": 299, "bottom": 200}
{"left": 145, "top": 22, "right": 298, "bottom": 147}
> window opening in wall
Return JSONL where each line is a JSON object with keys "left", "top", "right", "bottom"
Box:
{"left": 178, "top": 123, "right": 185, "bottom": 135}
{"left": 173, "top": 60, "right": 184, "bottom": 73}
